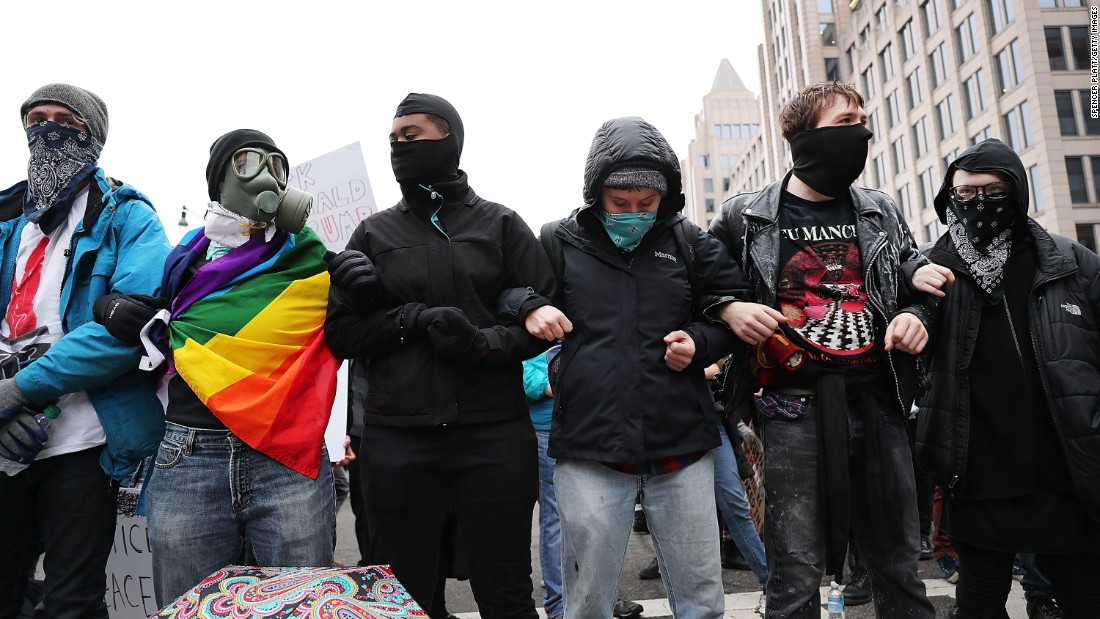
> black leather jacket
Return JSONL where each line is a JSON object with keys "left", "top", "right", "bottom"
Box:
{"left": 709, "top": 172, "right": 931, "bottom": 418}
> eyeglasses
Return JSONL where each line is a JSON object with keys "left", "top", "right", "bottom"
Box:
{"left": 231, "top": 148, "right": 288, "bottom": 186}
{"left": 950, "top": 182, "right": 1010, "bottom": 202}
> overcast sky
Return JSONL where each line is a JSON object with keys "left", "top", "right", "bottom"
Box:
{"left": 2, "top": 0, "right": 764, "bottom": 244}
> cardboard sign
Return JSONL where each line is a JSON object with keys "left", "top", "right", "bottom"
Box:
{"left": 105, "top": 488, "right": 156, "bottom": 618}
{"left": 288, "top": 142, "right": 377, "bottom": 253}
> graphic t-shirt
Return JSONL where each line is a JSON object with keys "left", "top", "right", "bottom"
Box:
{"left": 767, "top": 190, "right": 885, "bottom": 388}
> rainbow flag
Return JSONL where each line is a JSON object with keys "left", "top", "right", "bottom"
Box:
{"left": 164, "top": 227, "right": 338, "bottom": 478}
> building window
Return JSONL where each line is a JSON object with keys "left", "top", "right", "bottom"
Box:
{"left": 825, "top": 58, "right": 840, "bottom": 81}
{"left": 936, "top": 95, "right": 958, "bottom": 140}
{"left": 962, "top": 69, "right": 988, "bottom": 119}
{"left": 929, "top": 42, "right": 951, "bottom": 89}
{"left": 862, "top": 67, "right": 877, "bottom": 99}
{"left": 868, "top": 109, "right": 881, "bottom": 142}
{"left": 1076, "top": 225, "right": 1097, "bottom": 253}
{"left": 1046, "top": 27, "right": 1067, "bottom": 71}
{"left": 994, "top": 39, "right": 1023, "bottom": 94}
{"left": 873, "top": 154, "right": 888, "bottom": 188}
{"left": 704, "top": 178, "right": 714, "bottom": 193}
{"left": 846, "top": 44, "right": 856, "bottom": 75}
{"left": 892, "top": 136, "right": 909, "bottom": 173}
{"left": 1029, "top": 165, "right": 1043, "bottom": 214}
{"left": 880, "top": 43, "right": 897, "bottom": 82}
{"left": 1039, "top": 0, "right": 1056, "bottom": 7}
{"left": 913, "top": 117, "right": 930, "bottom": 159}
{"left": 987, "top": 0, "right": 1014, "bottom": 35}
{"left": 698, "top": 154, "right": 710, "bottom": 169}
{"left": 1002, "top": 101, "right": 1034, "bottom": 151}
{"left": 1082, "top": 91, "right": 1100, "bottom": 135}
{"left": 898, "top": 183, "right": 913, "bottom": 219}
{"left": 921, "top": 1, "right": 943, "bottom": 38}
{"left": 955, "top": 13, "right": 980, "bottom": 62}
{"left": 925, "top": 221, "right": 942, "bottom": 244}
{"left": 919, "top": 168, "right": 937, "bottom": 210}
{"left": 821, "top": 22, "right": 837, "bottom": 46}
{"left": 887, "top": 90, "right": 902, "bottom": 127}
{"left": 971, "top": 126, "right": 993, "bottom": 145}
{"left": 906, "top": 67, "right": 925, "bottom": 110}
{"left": 733, "top": 125, "right": 743, "bottom": 140}
{"left": 875, "top": 5, "right": 889, "bottom": 31}
{"left": 724, "top": 124, "right": 733, "bottom": 140}
{"left": 1056, "top": 91, "right": 1078, "bottom": 136}
{"left": 1069, "top": 27, "right": 1090, "bottom": 71}
{"left": 720, "top": 155, "right": 730, "bottom": 170}
{"left": 1092, "top": 158, "right": 1100, "bottom": 203}
{"left": 1066, "top": 157, "right": 1088, "bottom": 203}
{"left": 723, "top": 178, "right": 731, "bottom": 193}
{"left": 818, "top": 0, "right": 833, "bottom": 13}
{"left": 899, "top": 20, "right": 917, "bottom": 62}
{"left": 943, "top": 148, "right": 961, "bottom": 176}
{"left": 714, "top": 124, "right": 723, "bottom": 140}
{"left": 705, "top": 198, "right": 715, "bottom": 213}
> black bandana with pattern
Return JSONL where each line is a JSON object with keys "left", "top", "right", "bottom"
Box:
{"left": 946, "top": 196, "right": 1017, "bottom": 302}
{"left": 24, "top": 121, "right": 102, "bottom": 234}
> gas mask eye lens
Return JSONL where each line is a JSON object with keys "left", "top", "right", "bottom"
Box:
{"left": 269, "top": 154, "right": 288, "bottom": 185}
{"left": 231, "top": 148, "right": 287, "bottom": 186}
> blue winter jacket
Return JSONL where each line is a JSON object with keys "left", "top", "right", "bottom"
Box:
{"left": 0, "top": 169, "right": 171, "bottom": 480}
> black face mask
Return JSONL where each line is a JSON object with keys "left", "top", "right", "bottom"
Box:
{"left": 390, "top": 133, "right": 460, "bottom": 186}
{"left": 789, "top": 124, "right": 873, "bottom": 198}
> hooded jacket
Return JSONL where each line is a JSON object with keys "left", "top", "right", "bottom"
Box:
{"left": 709, "top": 172, "right": 931, "bottom": 419}
{"left": 540, "top": 116, "right": 750, "bottom": 463}
{"left": 914, "top": 139, "right": 1100, "bottom": 521}
{"left": 324, "top": 171, "right": 556, "bottom": 427}
{"left": 0, "top": 169, "right": 170, "bottom": 480}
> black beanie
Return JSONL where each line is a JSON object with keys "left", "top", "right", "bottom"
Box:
{"left": 205, "top": 129, "right": 286, "bottom": 201}
{"left": 394, "top": 93, "right": 464, "bottom": 158}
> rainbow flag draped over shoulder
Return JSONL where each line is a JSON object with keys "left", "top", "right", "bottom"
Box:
{"left": 163, "top": 226, "right": 338, "bottom": 478}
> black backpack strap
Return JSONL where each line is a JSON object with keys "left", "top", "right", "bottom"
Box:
{"left": 671, "top": 215, "right": 698, "bottom": 293}
{"left": 539, "top": 220, "right": 564, "bottom": 289}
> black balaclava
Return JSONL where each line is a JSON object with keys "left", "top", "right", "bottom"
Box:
{"left": 933, "top": 139, "right": 1029, "bottom": 302}
{"left": 390, "top": 93, "right": 464, "bottom": 189}
{"left": 788, "top": 124, "right": 872, "bottom": 198}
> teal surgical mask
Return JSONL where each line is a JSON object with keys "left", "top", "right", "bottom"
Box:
{"left": 596, "top": 210, "right": 657, "bottom": 251}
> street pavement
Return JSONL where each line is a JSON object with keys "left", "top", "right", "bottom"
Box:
{"left": 333, "top": 501, "right": 1031, "bottom": 619}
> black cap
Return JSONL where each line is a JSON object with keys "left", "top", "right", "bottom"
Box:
{"left": 206, "top": 129, "right": 286, "bottom": 202}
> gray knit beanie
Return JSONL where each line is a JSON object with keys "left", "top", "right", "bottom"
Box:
{"left": 20, "top": 83, "right": 109, "bottom": 145}
{"left": 603, "top": 166, "right": 668, "bottom": 196}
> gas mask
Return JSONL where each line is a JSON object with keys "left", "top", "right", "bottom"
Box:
{"left": 217, "top": 147, "right": 312, "bottom": 233}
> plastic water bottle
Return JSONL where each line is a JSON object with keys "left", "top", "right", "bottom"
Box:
{"left": 827, "top": 580, "right": 845, "bottom": 618}
{"left": 0, "top": 405, "right": 60, "bottom": 476}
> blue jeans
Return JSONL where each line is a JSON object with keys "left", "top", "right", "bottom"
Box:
{"left": 146, "top": 423, "right": 335, "bottom": 606}
{"left": 0, "top": 447, "right": 118, "bottom": 619}
{"left": 556, "top": 454, "right": 724, "bottom": 619}
{"left": 714, "top": 423, "right": 768, "bottom": 586}
{"left": 536, "top": 430, "right": 564, "bottom": 617}
{"left": 760, "top": 404, "right": 934, "bottom": 619}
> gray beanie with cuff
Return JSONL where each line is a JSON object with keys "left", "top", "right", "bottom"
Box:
{"left": 20, "top": 83, "right": 109, "bottom": 145}
{"left": 603, "top": 166, "right": 668, "bottom": 196}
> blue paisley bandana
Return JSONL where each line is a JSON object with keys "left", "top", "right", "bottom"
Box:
{"left": 595, "top": 210, "right": 657, "bottom": 251}
{"left": 24, "top": 121, "right": 102, "bottom": 233}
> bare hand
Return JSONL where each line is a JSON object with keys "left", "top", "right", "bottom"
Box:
{"left": 912, "top": 264, "right": 955, "bottom": 297}
{"left": 663, "top": 331, "right": 697, "bottom": 372}
{"left": 525, "top": 306, "right": 573, "bottom": 341}
{"left": 718, "top": 301, "right": 789, "bottom": 345}
{"left": 332, "top": 435, "right": 356, "bottom": 468}
{"left": 884, "top": 313, "right": 928, "bottom": 354}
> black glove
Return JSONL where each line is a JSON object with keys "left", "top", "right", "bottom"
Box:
{"left": 417, "top": 307, "right": 488, "bottom": 361}
{"left": 0, "top": 408, "right": 50, "bottom": 465}
{"left": 326, "top": 250, "right": 377, "bottom": 307}
{"left": 93, "top": 293, "right": 169, "bottom": 346}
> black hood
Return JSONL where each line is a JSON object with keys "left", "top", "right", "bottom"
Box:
{"left": 394, "top": 93, "right": 464, "bottom": 158}
{"left": 581, "top": 116, "right": 685, "bottom": 219}
{"left": 933, "top": 138, "right": 1028, "bottom": 224}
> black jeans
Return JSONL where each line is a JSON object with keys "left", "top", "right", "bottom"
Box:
{"left": 358, "top": 417, "right": 538, "bottom": 619}
{"left": 759, "top": 403, "right": 934, "bottom": 619}
{"left": 0, "top": 447, "right": 119, "bottom": 619}
{"left": 952, "top": 538, "right": 1100, "bottom": 619}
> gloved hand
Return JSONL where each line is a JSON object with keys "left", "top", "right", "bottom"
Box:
{"left": 0, "top": 409, "right": 50, "bottom": 465}
{"left": 0, "top": 378, "right": 28, "bottom": 421}
{"left": 325, "top": 250, "right": 377, "bottom": 309}
{"left": 93, "top": 293, "right": 169, "bottom": 346}
{"left": 417, "top": 307, "right": 488, "bottom": 361}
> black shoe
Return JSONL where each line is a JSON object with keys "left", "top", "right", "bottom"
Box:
{"left": 842, "top": 569, "right": 872, "bottom": 606}
{"left": 613, "top": 598, "right": 643, "bottom": 619}
{"left": 1027, "top": 598, "right": 1066, "bottom": 619}
{"left": 638, "top": 557, "right": 660, "bottom": 580}
{"left": 721, "top": 540, "right": 751, "bottom": 570}
{"left": 632, "top": 509, "right": 649, "bottom": 534}
{"left": 920, "top": 536, "right": 934, "bottom": 560}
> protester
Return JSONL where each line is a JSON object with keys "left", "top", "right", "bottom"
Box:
{"left": 708, "top": 81, "right": 937, "bottom": 618}
{"left": 324, "top": 93, "right": 567, "bottom": 618}
{"left": 96, "top": 129, "right": 339, "bottom": 606}
{"left": 0, "top": 83, "right": 171, "bottom": 617}
{"left": 536, "top": 116, "right": 750, "bottom": 619}
{"left": 914, "top": 138, "right": 1100, "bottom": 618}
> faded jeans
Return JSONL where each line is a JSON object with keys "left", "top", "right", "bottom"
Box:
{"left": 714, "top": 422, "right": 769, "bottom": 587}
{"left": 759, "top": 403, "right": 934, "bottom": 619}
{"left": 146, "top": 423, "right": 335, "bottom": 607}
{"left": 556, "top": 454, "right": 724, "bottom": 619}
{"left": 535, "top": 430, "right": 564, "bottom": 617}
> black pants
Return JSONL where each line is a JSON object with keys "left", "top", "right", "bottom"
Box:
{"left": 346, "top": 433, "right": 371, "bottom": 566}
{"left": 0, "top": 448, "right": 119, "bottom": 619}
{"left": 952, "top": 537, "right": 1100, "bottom": 619}
{"left": 359, "top": 417, "right": 538, "bottom": 619}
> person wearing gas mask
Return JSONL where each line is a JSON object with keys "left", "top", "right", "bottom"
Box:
{"left": 708, "top": 81, "right": 937, "bottom": 618}
{"left": 913, "top": 139, "right": 1100, "bottom": 618}
{"left": 0, "top": 83, "right": 171, "bottom": 618}
{"left": 95, "top": 129, "right": 340, "bottom": 607}
{"left": 324, "top": 93, "right": 567, "bottom": 618}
